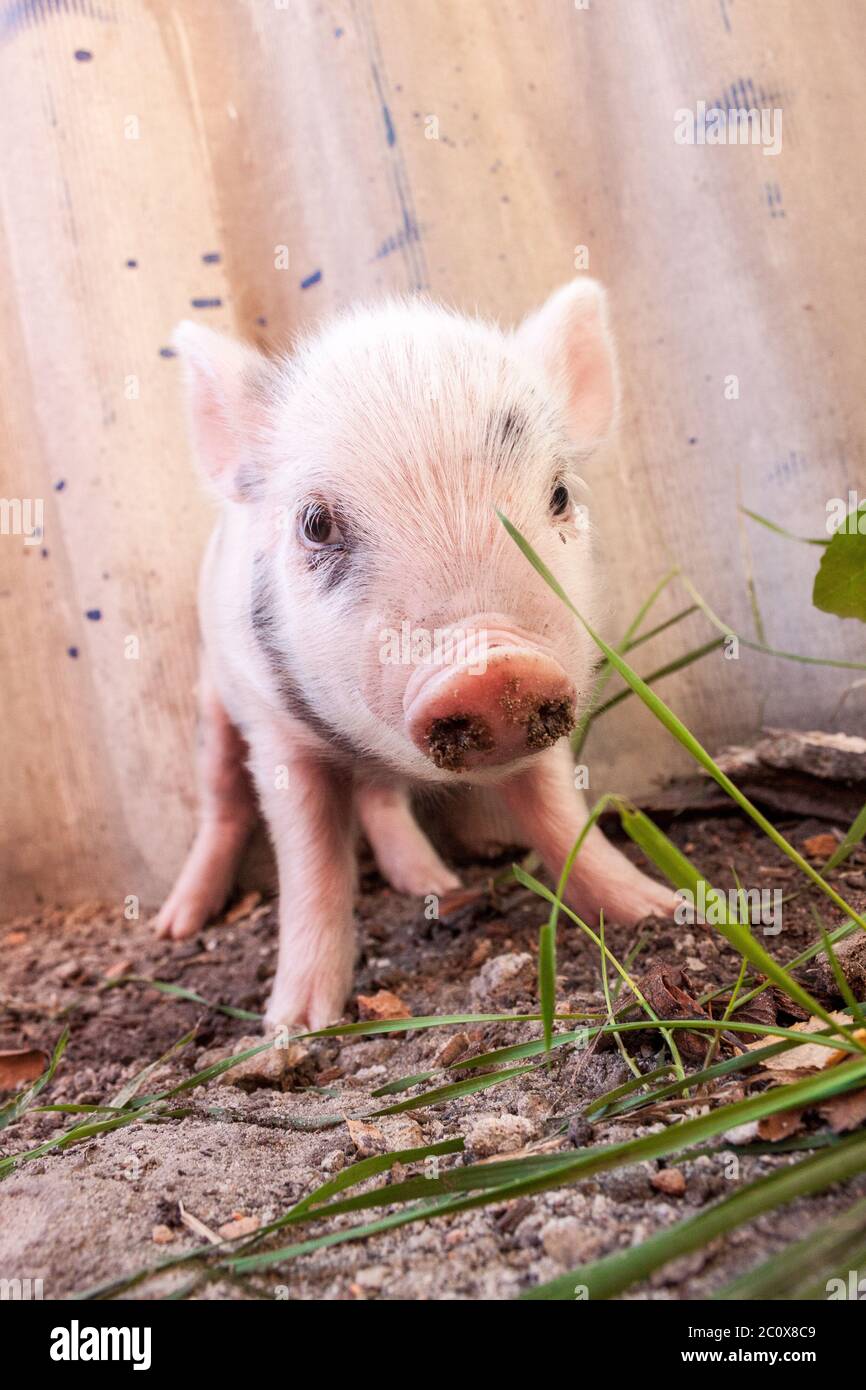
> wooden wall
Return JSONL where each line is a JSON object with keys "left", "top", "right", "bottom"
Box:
{"left": 2, "top": 0, "right": 864, "bottom": 913}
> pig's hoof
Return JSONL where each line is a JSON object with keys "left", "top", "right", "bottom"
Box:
{"left": 387, "top": 861, "right": 463, "bottom": 897}
{"left": 153, "top": 892, "right": 216, "bottom": 940}
{"left": 264, "top": 978, "right": 348, "bottom": 1034}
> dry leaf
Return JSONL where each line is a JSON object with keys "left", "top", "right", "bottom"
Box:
{"left": 356, "top": 990, "right": 411, "bottom": 1021}
{"left": 757, "top": 1108, "right": 805, "bottom": 1141}
{"left": 818, "top": 1087, "right": 866, "bottom": 1133}
{"left": 0, "top": 1048, "right": 47, "bottom": 1091}
{"left": 750, "top": 1011, "right": 853, "bottom": 1073}
{"left": 346, "top": 1117, "right": 387, "bottom": 1156}
{"left": 638, "top": 965, "right": 709, "bottom": 1060}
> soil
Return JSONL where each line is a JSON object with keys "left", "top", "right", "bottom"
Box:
{"left": 2, "top": 809, "right": 865, "bottom": 1302}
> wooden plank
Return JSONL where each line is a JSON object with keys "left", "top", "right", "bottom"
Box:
{"left": 1, "top": 0, "right": 864, "bottom": 912}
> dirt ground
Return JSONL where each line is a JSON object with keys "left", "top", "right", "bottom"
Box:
{"left": 2, "top": 808, "right": 865, "bottom": 1301}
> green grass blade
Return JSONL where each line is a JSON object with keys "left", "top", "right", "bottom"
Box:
{"left": 498, "top": 510, "right": 866, "bottom": 939}
{"left": 614, "top": 800, "right": 860, "bottom": 1042}
{"left": 521, "top": 1128, "right": 866, "bottom": 1299}
{"left": 0, "top": 1027, "right": 69, "bottom": 1131}
{"left": 823, "top": 800, "right": 866, "bottom": 871}
{"left": 739, "top": 507, "right": 828, "bottom": 546}
{"left": 716, "top": 1194, "right": 866, "bottom": 1299}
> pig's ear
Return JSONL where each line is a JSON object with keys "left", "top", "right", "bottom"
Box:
{"left": 172, "top": 321, "right": 275, "bottom": 500}
{"left": 515, "top": 278, "right": 619, "bottom": 445}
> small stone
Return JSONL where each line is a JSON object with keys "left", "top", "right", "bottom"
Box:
{"left": 651, "top": 1167, "right": 687, "bottom": 1197}
{"left": 470, "top": 952, "right": 534, "bottom": 1006}
{"left": 540, "top": 1216, "right": 600, "bottom": 1266}
{"left": 354, "top": 1264, "right": 388, "bottom": 1290}
{"left": 151, "top": 1225, "right": 175, "bottom": 1245}
{"left": 219, "top": 1035, "right": 309, "bottom": 1090}
{"left": 218, "top": 1214, "right": 259, "bottom": 1239}
{"left": 464, "top": 1112, "right": 535, "bottom": 1157}
{"left": 321, "top": 1149, "right": 346, "bottom": 1174}
{"left": 346, "top": 1118, "right": 387, "bottom": 1156}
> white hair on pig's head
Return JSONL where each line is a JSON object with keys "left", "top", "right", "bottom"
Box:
{"left": 174, "top": 279, "right": 619, "bottom": 783}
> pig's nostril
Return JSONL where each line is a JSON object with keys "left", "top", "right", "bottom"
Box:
{"left": 426, "top": 714, "right": 495, "bottom": 771}
{"left": 525, "top": 698, "right": 576, "bottom": 750}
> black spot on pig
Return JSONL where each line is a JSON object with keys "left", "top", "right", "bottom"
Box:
{"left": 249, "top": 551, "right": 360, "bottom": 759}
{"left": 426, "top": 715, "right": 495, "bottom": 771}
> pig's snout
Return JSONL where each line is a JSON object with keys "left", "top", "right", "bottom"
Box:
{"left": 403, "top": 637, "right": 576, "bottom": 772}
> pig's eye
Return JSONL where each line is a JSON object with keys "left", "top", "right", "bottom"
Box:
{"left": 298, "top": 502, "right": 344, "bottom": 550}
{"left": 550, "top": 481, "right": 571, "bottom": 517}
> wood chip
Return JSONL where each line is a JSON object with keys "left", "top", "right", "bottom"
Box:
{"left": 435, "top": 1031, "right": 472, "bottom": 1067}
{"left": 803, "top": 832, "right": 840, "bottom": 860}
{"left": 356, "top": 990, "right": 411, "bottom": 1021}
{"left": 178, "top": 1200, "right": 222, "bottom": 1245}
{"left": 223, "top": 890, "right": 262, "bottom": 924}
{"left": 151, "top": 1225, "right": 175, "bottom": 1245}
{"left": 0, "top": 1048, "right": 47, "bottom": 1091}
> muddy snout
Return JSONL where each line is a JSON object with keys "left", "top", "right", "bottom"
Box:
{"left": 404, "top": 643, "right": 576, "bottom": 772}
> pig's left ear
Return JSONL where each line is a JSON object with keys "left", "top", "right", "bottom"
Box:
{"left": 172, "top": 321, "right": 276, "bottom": 500}
{"left": 514, "top": 278, "right": 619, "bottom": 446}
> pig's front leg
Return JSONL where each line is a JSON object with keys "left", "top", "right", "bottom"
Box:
{"left": 498, "top": 743, "right": 677, "bottom": 925}
{"left": 251, "top": 738, "right": 357, "bottom": 1032}
{"left": 357, "top": 782, "right": 461, "bottom": 896}
{"left": 155, "top": 675, "right": 257, "bottom": 940}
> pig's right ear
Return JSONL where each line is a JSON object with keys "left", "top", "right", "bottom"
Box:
{"left": 172, "top": 321, "right": 275, "bottom": 501}
{"left": 514, "top": 278, "right": 619, "bottom": 448}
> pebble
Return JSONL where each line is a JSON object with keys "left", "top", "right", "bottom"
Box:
{"left": 464, "top": 1112, "right": 536, "bottom": 1157}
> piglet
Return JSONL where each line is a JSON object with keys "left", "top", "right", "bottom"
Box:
{"left": 156, "top": 280, "right": 676, "bottom": 1029}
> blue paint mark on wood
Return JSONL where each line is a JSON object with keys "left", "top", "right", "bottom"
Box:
{"left": 256, "top": 315, "right": 268, "bottom": 326}
{"left": 125, "top": 258, "right": 137, "bottom": 268}
{"left": 159, "top": 346, "right": 177, "bottom": 358}
{"left": 191, "top": 297, "right": 222, "bottom": 309}
{"left": 300, "top": 269, "right": 322, "bottom": 290}
{"left": 334, "top": 26, "right": 344, "bottom": 37}
{"left": 85, "top": 608, "right": 102, "bottom": 621}
{"left": 201, "top": 251, "right": 221, "bottom": 264}
{"left": 373, "top": 218, "right": 420, "bottom": 260}
{"left": 54, "top": 479, "right": 66, "bottom": 492}
{"left": 74, "top": 48, "right": 92, "bottom": 61}
{"left": 67, "top": 646, "right": 79, "bottom": 659}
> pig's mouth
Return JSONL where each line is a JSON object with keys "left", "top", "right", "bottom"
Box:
{"left": 403, "top": 626, "right": 577, "bottom": 773}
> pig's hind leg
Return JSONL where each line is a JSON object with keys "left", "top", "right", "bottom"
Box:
{"left": 357, "top": 782, "right": 461, "bottom": 897}
{"left": 155, "top": 678, "right": 257, "bottom": 940}
{"left": 498, "top": 743, "right": 678, "bottom": 925}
